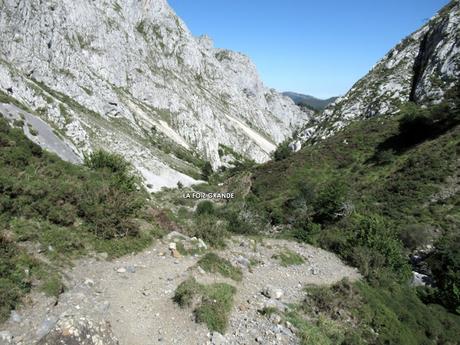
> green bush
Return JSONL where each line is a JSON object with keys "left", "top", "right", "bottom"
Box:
{"left": 192, "top": 215, "right": 228, "bottom": 248}
{"left": 77, "top": 182, "right": 143, "bottom": 239}
{"left": 195, "top": 201, "right": 215, "bottom": 216}
{"left": 0, "top": 234, "right": 38, "bottom": 322}
{"left": 0, "top": 115, "right": 161, "bottom": 319}
{"left": 398, "top": 224, "right": 433, "bottom": 250}
{"left": 224, "top": 204, "right": 266, "bottom": 235}
{"left": 373, "top": 148, "right": 396, "bottom": 165}
{"left": 272, "top": 140, "right": 292, "bottom": 161}
{"left": 201, "top": 161, "right": 213, "bottom": 181}
{"left": 429, "top": 235, "right": 460, "bottom": 313}
{"left": 312, "top": 179, "right": 348, "bottom": 223}
{"left": 293, "top": 279, "right": 460, "bottom": 345}
{"left": 84, "top": 150, "right": 138, "bottom": 191}
{"left": 174, "top": 278, "right": 236, "bottom": 333}
{"left": 348, "top": 214, "right": 410, "bottom": 280}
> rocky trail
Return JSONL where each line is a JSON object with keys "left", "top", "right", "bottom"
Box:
{"left": 0, "top": 234, "right": 360, "bottom": 345}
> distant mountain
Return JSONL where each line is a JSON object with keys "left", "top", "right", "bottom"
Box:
{"left": 283, "top": 92, "right": 338, "bottom": 111}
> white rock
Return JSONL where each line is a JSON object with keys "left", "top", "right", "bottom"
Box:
{"left": 261, "top": 286, "right": 284, "bottom": 300}
{"left": 211, "top": 331, "right": 227, "bottom": 345}
{"left": 0, "top": 331, "right": 12, "bottom": 343}
{"left": 83, "top": 278, "right": 95, "bottom": 287}
{"left": 197, "top": 239, "right": 207, "bottom": 250}
{"left": 0, "top": 0, "right": 313, "bottom": 191}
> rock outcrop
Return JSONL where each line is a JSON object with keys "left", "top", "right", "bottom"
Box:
{"left": 0, "top": 0, "right": 311, "bottom": 190}
{"left": 37, "top": 317, "right": 118, "bottom": 345}
{"left": 299, "top": 0, "right": 460, "bottom": 142}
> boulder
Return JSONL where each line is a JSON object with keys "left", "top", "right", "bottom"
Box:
{"left": 37, "top": 317, "right": 118, "bottom": 345}
{"left": 261, "top": 286, "right": 284, "bottom": 300}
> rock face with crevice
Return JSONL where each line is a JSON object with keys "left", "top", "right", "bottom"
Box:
{"left": 0, "top": 0, "right": 311, "bottom": 190}
{"left": 298, "top": 0, "right": 460, "bottom": 142}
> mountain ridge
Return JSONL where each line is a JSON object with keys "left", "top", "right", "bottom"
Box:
{"left": 283, "top": 91, "right": 338, "bottom": 111}
{"left": 297, "top": 0, "right": 460, "bottom": 143}
{"left": 0, "top": 0, "right": 311, "bottom": 191}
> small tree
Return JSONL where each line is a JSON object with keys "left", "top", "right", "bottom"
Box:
{"left": 272, "top": 140, "right": 291, "bottom": 161}
{"left": 201, "top": 161, "right": 213, "bottom": 181}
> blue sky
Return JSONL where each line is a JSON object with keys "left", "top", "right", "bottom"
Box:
{"left": 168, "top": 0, "right": 450, "bottom": 98}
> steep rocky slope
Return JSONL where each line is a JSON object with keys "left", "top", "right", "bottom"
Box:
{"left": 298, "top": 0, "right": 459, "bottom": 142}
{"left": 0, "top": 0, "right": 310, "bottom": 190}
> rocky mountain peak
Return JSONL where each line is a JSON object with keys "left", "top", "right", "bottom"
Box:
{"left": 0, "top": 0, "right": 311, "bottom": 190}
{"left": 298, "top": 0, "right": 460, "bottom": 142}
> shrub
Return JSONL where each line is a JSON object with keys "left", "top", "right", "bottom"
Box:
{"left": 313, "top": 179, "right": 348, "bottom": 222}
{"left": 174, "top": 278, "right": 236, "bottom": 333}
{"left": 78, "top": 183, "right": 143, "bottom": 239}
{"left": 348, "top": 214, "right": 410, "bottom": 280}
{"left": 192, "top": 215, "right": 228, "bottom": 248}
{"left": 84, "top": 150, "right": 137, "bottom": 190}
{"left": 224, "top": 205, "right": 265, "bottom": 235}
{"left": 429, "top": 235, "right": 460, "bottom": 313}
{"left": 0, "top": 234, "right": 38, "bottom": 322}
{"left": 292, "top": 222, "right": 322, "bottom": 244}
{"left": 195, "top": 201, "right": 215, "bottom": 216}
{"left": 201, "top": 161, "right": 213, "bottom": 181}
{"left": 398, "top": 224, "right": 433, "bottom": 250}
{"left": 272, "top": 140, "right": 292, "bottom": 161}
{"left": 374, "top": 148, "right": 396, "bottom": 165}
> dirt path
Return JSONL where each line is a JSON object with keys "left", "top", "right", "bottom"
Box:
{"left": 0, "top": 236, "right": 360, "bottom": 345}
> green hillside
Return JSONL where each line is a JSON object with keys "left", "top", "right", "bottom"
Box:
{"left": 0, "top": 114, "right": 161, "bottom": 321}
{"left": 228, "top": 86, "right": 460, "bottom": 343}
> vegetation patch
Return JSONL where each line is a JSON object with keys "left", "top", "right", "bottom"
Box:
{"left": 285, "top": 279, "right": 460, "bottom": 345}
{"left": 173, "top": 277, "right": 236, "bottom": 333}
{"left": 0, "top": 115, "right": 162, "bottom": 317}
{"left": 197, "top": 253, "right": 243, "bottom": 281}
{"left": 272, "top": 249, "right": 305, "bottom": 267}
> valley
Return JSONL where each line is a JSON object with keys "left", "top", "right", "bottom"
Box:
{"left": 1, "top": 0, "right": 460, "bottom": 344}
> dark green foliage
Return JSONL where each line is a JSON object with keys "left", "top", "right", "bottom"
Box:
{"left": 346, "top": 214, "right": 410, "bottom": 280}
{"left": 0, "top": 121, "right": 145, "bottom": 240}
{"left": 312, "top": 179, "right": 348, "bottom": 223}
{"left": 399, "top": 224, "right": 433, "bottom": 250}
{"left": 84, "top": 150, "right": 138, "bottom": 191}
{"left": 373, "top": 148, "right": 395, "bottom": 165}
{"left": 272, "top": 140, "right": 291, "bottom": 161}
{"left": 293, "top": 279, "right": 460, "bottom": 345}
{"left": 201, "top": 161, "right": 213, "bottom": 181}
{"left": 173, "top": 277, "right": 202, "bottom": 307}
{"left": 429, "top": 234, "right": 460, "bottom": 313}
{"left": 195, "top": 201, "right": 215, "bottom": 216}
{"left": 0, "top": 234, "right": 38, "bottom": 322}
{"left": 223, "top": 199, "right": 267, "bottom": 235}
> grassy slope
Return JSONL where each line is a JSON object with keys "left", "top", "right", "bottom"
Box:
{"left": 245, "top": 99, "right": 460, "bottom": 343}
{"left": 0, "top": 114, "right": 162, "bottom": 321}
